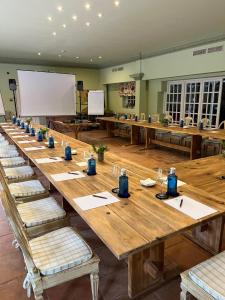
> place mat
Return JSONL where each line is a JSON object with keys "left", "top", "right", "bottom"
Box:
{"left": 76, "top": 161, "right": 87, "bottom": 167}
{"left": 164, "top": 195, "right": 217, "bottom": 220}
{"left": 5, "top": 128, "right": 18, "bottom": 131}
{"left": 35, "top": 157, "right": 63, "bottom": 164}
{"left": 24, "top": 146, "right": 46, "bottom": 151}
{"left": 18, "top": 140, "right": 36, "bottom": 144}
{"left": 12, "top": 135, "right": 30, "bottom": 138}
{"left": 2, "top": 125, "right": 15, "bottom": 128}
{"left": 51, "top": 171, "right": 85, "bottom": 181}
{"left": 73, "top": 191, "right": 119, "bottom": 211}
{"left": 10, "top": 132, "right": 25, "bottom": 135}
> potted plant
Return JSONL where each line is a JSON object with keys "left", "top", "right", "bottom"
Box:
{"left": 40, "top": 127, "right": 49, "bottom": 139}
{"left": 92, "top": 144, "right": 108, "bottom": 162}
{"left": 160, "top": 115, "right": 169, "bottom": 127}
{"left": 26, "top": 117, "right": 32, "bottom": 125}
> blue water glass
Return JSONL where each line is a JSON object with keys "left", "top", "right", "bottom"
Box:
{"left": 65, "top": 144, "right": 72, "bottom": 160}
{"left": 48, "top": 136, "right": 55, "bottom": 148}
{"left": 37, "top": 131, "right": 43, "bottom": 142}
{"left": 87, "top": 154, "right": 96, "bottom": 175}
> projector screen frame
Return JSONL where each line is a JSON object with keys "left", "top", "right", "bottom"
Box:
{"left": 17, "top": 69, "right": 77, "bottom": 117}
{"left": 0, "top": 89, "right": 6, "bottom": 116}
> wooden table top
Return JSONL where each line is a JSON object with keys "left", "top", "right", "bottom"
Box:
{"left": 97, "top": 117, "right": 225, "bottom": 140}
{"left": 2, "top": 123, "right": 225, "bottom": 260}
{"left": 174, "top": 155, "right": 225, "bottom": 198}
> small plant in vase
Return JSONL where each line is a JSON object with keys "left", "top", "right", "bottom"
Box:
{"left": 92, "top": 144, "right": 108, "bottom": 162}
{"left": 40, "top": 127, "right": 49, "bottom": 139}
{"left": 26, "top": 117, "right": 32, "bottom": 125}
{"left": 160, "top": 115, "right": 169, "bottom": 127}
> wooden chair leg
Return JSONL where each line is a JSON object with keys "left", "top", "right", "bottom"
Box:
{"left": 180, "top": 283, "right": 192, "bottom": 300}
{"left": 90, "top": 272, "right": 99, "bottom": 300}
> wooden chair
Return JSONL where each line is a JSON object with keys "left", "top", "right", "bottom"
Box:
{"left": 184, "top": 116, "right": 194, "bottom": 127}
{"left": 201, "top": 117, "right": 211, "bottom": 128}
{"left": 140, "top": 113, "right": 146, "bottom": 121}
{"left": 180, "top": 251, "right": 225, "bottom": 300}
{"left": 0, "top": 164, "right": 37, "bottom": 184}
{"left": 218, "top": 120, "right": 225, "bottom": 129}
{"left": 1, "top": 187, "right": 100, "bottom": 300}
{"left": 152, "top": 113, "right": 160, "bottom": 123}
{"left": 202, "top": 118, "right": 222, "bottom": 156}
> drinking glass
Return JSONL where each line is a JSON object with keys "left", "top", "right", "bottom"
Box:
{"left": 156, "top": 168, "right": 168, "bottom": 199}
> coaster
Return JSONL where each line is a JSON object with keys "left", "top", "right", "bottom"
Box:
{"left": 117, "top": 192, "right": 131, "bottom": 199}
{"left": 156, "top": 193, "right": 169, "bottom": 200}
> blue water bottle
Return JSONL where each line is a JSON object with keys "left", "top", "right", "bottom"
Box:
{"left": 87, "top": 154, "right": 96, "bottom": 175}
{"left": 167, "top": 167, "right": 178, "bottom": 197}
{"left": 118, "top": 168, "right": 129, "bottom": 198}
{"left": 16, "top": 119, "right": 21, "bottom": 126}
{"left": 25, "top": 124, "right": 30, "bottom": 133}
{"left": 199, "top": 120, "right": 203, "bottom": 130}
{"left": 37, "top": 130, "right": 43, "bottom": 142}
{"left": 65, "top": 143, "right": 72, "bottom": 161}
{"left": 48, "top": 135, "right": 55, "bottom": 148}
{"left": 12, "top": 116, "right": 16, "bottom": 124}
{"left": 148, "top": 114, "right": 152, "bottom": 123}
{"left": 180, "top": 119, "right": 184, "bottom": 128}
{"left": 30, "top": 128, "right": 35, "bottom": 136}
{"left": 20, "top": 121, "right": 25, "bottom": 129}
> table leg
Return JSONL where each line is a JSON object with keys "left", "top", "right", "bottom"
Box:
{"left": 106, "top": 122, "right": 115, "bottom": 138}
{"left": 128, "top": 242, "right": 179, "bottom": 298}
{"left": 145, "top": 128, "right": 156, "bottom": 149}
{"left": 131, "top": 125, "right": 140, "bottom": 145}
{"left": 191, "top": 135, "right": 202, "bottom": 160}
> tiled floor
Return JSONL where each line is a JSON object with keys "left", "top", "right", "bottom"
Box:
{"left": 0, "top": 129, "right": 218, "bottom": 300}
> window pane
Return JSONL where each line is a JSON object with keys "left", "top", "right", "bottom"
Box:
{"left": 204, "top": 82, "right": 209, "bottom": 92}
{"left": 215, "top": 81, "right": 220, "bottom": 92}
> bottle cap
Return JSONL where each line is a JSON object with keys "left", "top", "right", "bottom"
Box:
{"left": 170, "top": 167, "right": 176, "bottom": 174}
{"left": 121, "top": 168, "right": 126, "bottom": 175}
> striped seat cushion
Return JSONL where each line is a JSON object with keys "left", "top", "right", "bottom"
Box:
{"left": 9, "top": 180, "right": 46, "bottom": 198}
{"left": 189, "top": 251, "right": 225, "bottom": 300}
{"left": 29, "top": 227, "right": 92, "bottom": 276}
{"left": 0, "top": 157, "right": 25, "bottom": 167}
{"left": 4, "top": 165, "right": 34, "bottom": 180}
{"left": 17, "top": 197, "right": 66, "bottom": 227}
{"left": 0, "top": 144, "right": 16, "bottom": 150}
{"left": 0, "top": 149, "right": 19, "bottom": 158}
{"left": 0, "top": 140, "right": 8, "bottom": 145}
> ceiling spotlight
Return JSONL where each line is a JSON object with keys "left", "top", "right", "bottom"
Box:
{"left": 37, "top": 52, "right": 41, "bottom": 56}
{"left": 114, "top": 1, "right": 120, "bottom": 6}
{"left": 90, "top": 58, "right": 93, "bottom": 62}
{"left": 72, "top": 15, "right": 77, "bottom": 20}
{"left": 98, "top": 13, "right": 102, "bottom": 18}
{"left": 61, "top": 50, "right": 65, "bottom": 53}
{"left": 57, "top": 5, "right": 63, "bottom": 11}
{"left": 62, "top": 23, "right": 66, "bottom": 28}
{"left": 98, "top": 56, "right": 102, "bottom": 59}
{"left": 76, "top": 56, "right": 80, "bottom": 59}
{"left": 47, "top": 16, "right": 52, "bottom": 21}
{"left": 58, "top": 54, "right": 62, "bottom": 57}
{"left": 85, "top": 3, "right": 91, "bottom": 10}
{"left": 52, "top": 31, "right": 56, "bottom": 36}
{"left": 86, "top": 22, "right": 90, "bottom": 26}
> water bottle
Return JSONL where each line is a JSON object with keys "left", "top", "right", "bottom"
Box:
{"left": 135, "top": 115, "right": 138, "bottom": 122}
{"left": 180, "top": 119, "right": 184, "bottom": 128}
{"left": 167, "top": 167, "right": 178, "bottom": 197}
{"left": 37, "top": 130, "right": 43, "bottom": 142}
{"left": 25, "top": 124, "right": 30, "bottom": 133}
{"left": 87, "top": 154, "right": 96, "bottom": 175}
{"left": 20, "top": 121, "right": 25, "bottom": 129}
{"left": 16, "top": 119, "right": 21, "bottom": 126}
{"left": 199, "top": 120, "right": 203, "bottom": 130}
{"left": 148, "top": 114, "right": 151, "bottom": 123}
{"left": 48, "top": 135, "right": 55, "bottom": 148}
{"left": 30, "top": 128, "right": 36, "bottom": 136}
{"left": 12, "top": 116, "right": 16, "bottom": 124}
{"left": 118, "top": 168, "right": 129, "bottom": 198}
{"left": 65, "top": 143, "right": 72, "bottom": 161}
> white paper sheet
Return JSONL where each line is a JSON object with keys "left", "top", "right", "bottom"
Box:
{"left": 2, "top": 125, "right": 14, "bottom": 128}
{"left": 24, "top": 146, "right": 46, "bottom": 151}
{"left": 0, "top": 123, "right": 11, "bottom": 125}
{"left": 18, "top": 140, "right": 36, "bottom": 144}
{"left": 74, "top": 191, "right": 119, "bottom": 211}
{"left": 5, "top": 128, "right": 18, "bottom": 131}
{"left": 13, "top": 135, "right": 30, "bottom": 138}
{"left": 10, "top": 132, "right": 25, "bottom": 135}
{"left": 35, "top": 157, "right": 63, "bottom": 164}
{"left": 164, "top": 195, "right": 217, "bottom": 220}
{"left": 51, "top": 171, "right": 85, "bottom": 181}
{"left": 76, "top": 161, "right": 87, "bottom": 167}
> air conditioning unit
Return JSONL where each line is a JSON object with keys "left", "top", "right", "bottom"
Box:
{"left": 129, "top": 73, "right": 144, "bottom": 80}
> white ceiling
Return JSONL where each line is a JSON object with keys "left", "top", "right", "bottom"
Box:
{"left": 0, "top": 0, "right": 225, "bottom": 68}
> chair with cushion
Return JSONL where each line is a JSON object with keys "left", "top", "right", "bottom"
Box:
{"left": 218, "top": 120, "right": 225, "bottom": 129}
{"left": 184, "top": 116, "right": 194, "bottom": 127}
{"left": 0, "top": 148, "right": 19, "bottom": 158}
{"left": 0, "top": 156, "right": 26, "bottom": 168}
{"left": 3, "top": 165, "right": 37, "bottom": 183}
{"left": 180, "top": 251, "right": 225, "bottom": 300}
{"left": 1, "top": 187, "right": 100, "bottom": 300}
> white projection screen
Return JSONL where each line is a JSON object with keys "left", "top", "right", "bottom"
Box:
{"left": 0, "top": 91, "right": 5, "bottom": 116}
{"left": 88, "top": 90, "right": 104, "bottom": 115}
{"left": 17, "top": 70, "right": 76, "bottom": 116}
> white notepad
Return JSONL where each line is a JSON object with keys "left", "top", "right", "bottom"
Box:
{"left": 13, "top": 135, "right": 30, "bottom": 138}
{"left": 18, "top": 140, "right": 36, "bottom": 144}
{"left": 35, "top": 157, "right": 63, "bottom": 164}
{"left": 74, "top": 191, "right": 119, "bottom": 211}
{"left": 76, "top": 161, "right": 87, "bottom": 167}
{"left": 164, "top": 195, "right": 217, "bottom": 220}
{"left": 10, "top": 132, "right": 25, "bottom": 135}
{"left": 5, "top": 128, "right": 17, "bottom": 131}
{"left": 2, "top": 125, "right": 14, "bottom": 128}
{"left": 51, "top": 171, "right": 85, "bottom": 181}
{"left": 24, "top": 146, "right": 46, "bottom": 151}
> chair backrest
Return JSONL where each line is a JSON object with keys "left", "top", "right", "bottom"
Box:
{"left": 218, "top": 120, "right": 225, "bottom": 129}
{"left": 51, "top": 121, "right": 73, "bottom": 134}
{"left": 152, "top": 113, "right": 160, "bottom": 123}
{"left": 185, "top": 116, "right": 194, "bottom": 126}
{"left": 164, "top": 112, "right": 173, "bottom": 123}
{"left": 140, "top": 113, "right": 146, "bottom": 121}
{"left": 201, "top": 117, "right": 211, "bottom": 127}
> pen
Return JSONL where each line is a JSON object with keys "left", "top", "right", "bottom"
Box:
{"left": 49, "top": 157, "right": 58, "bottom": 160}
{"left": 93, "top": 194, "right": 107, "bottom": 199}
{"left": 68, "top": 172, "right": 79, "bottom": 175}
{"left": 180, "top": 199, "right": 183, "bottom": 207}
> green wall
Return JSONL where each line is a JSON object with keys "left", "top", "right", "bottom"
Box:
{"left": 0, "top": 63, "right": 100, "bottom": 114}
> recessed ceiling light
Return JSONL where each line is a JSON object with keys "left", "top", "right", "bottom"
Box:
{"left": 47, "top": 16, "right": 53, "bottom": 21}
{"left": 62, "top": 23, "right": 66, "bottom": 28}
{"left": 114, "top": 1, "right": 120, "bottom": 6}
{"left": 90, "top": 58, "right": 93, "bottom": 62}
{"left": 37, "top": 52, "right": 41, "bottom": 56}
{"left": 61, "top": 50, "right": 65, "bottom": 53}
{"left": 86, "top": 22, "right": 90, "bottom": 26}
{"left": 52, "top": 32, "right": 56, "bottom": 36}
{"left": 76, "top": 56, "right": 80, "bottom": 59}
{"left": 85, "top": 3, "right": 91, "bottom": 10}
{"left": 98, "top": 56, "right": 102, "bottom": 59}
{"left": 72, "top": 15, "right": 77, "bottom": 20}
{"left": 57, "top": 5, "right": 63, "bottom": 11}
{"left": 98, "top": 13, "right": 102, "bottom": 18}
{"left": 58, "top": 54, "right": 62, "bottom": 57}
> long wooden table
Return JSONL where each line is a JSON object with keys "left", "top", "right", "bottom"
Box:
{"left": 2, "top": 123, "right": 225, "bottom": 298}
{"left": 97, "top": 117, "right": 225, "bottom": 160}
